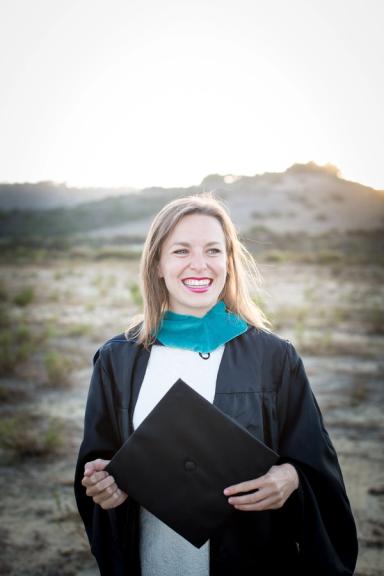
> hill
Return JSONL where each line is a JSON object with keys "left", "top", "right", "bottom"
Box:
{"left": 0, "top": 163, "right": 383, "bottom": 243}
{"left": 0, "top": 181, "right": 138, "bottom": 210}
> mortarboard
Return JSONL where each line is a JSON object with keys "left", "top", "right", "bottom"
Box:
{"left": 106, "top": 378, "right": 279, "bottom": 547}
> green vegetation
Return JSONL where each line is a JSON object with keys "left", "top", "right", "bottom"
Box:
{"left": 13, "top": 287, "right": 35, "bottom": 306}
{"left": 0, "top": 193, "right": 175, "bottom": 239}
{"left": 246, "top": 229, "right": 384, "bottom": 266}
{"left": 349, "top": 380, "right": 369, "bottom": 407}
{"left": 0, "top": 238, "right": 142, "bottom": 263}
{"left": 0, "top": 228, "right": 382, "bottom": 266}
{"left": 92, "top": 273, "right": 104, "bottom": 287}
{"left": 93, "top": 246, "right": 141, "bottom": 260}
{"left": 64, "top": 323, "right": 92, "bottom": 337}
{"left": 0, "top": 382, "right": 28, "bottom": 403}
{"left": 0, "top": 304, "right": 10, "bottom": 328}
{"left": 0, "top": 280, "right": 8, "bottom": 301}
{"left": 0, "top": 322, "right": 41, "bottom": 376}
{"left": 0, "top": 413, "right": 64, "bottom": 458}
{"left": 47, "top": 290, "right": 60, "bottom": 302}
{"left": 53, "top": 270, "right": 65, "bottom": 280}
{"left": 365, "top": 306, "right": 384, "bottom": 335}
{"left": 44, "top": 351, "right": 73, "bottom": 387}
{"left": 129, "top": 283, "right": 143, "bottom": 308}
{"left": 51, "top": 487, "right": 87, "bottom": 524}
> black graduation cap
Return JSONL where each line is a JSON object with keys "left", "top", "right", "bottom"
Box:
{"left": 106, "top": 379, "right": 279, "bottom": 548}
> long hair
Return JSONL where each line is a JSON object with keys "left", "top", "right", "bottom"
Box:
{"left": 125, "top": 193, "right": 270, "bottom": 347}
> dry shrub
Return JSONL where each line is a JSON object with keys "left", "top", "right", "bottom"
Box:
{"left": 44, "top": 352, "right": 73, "bottom": 387}
{"left": 0, "top": 412, "right": 64, "bottom": 459}
{"left": 0, "top": 324, "right": 40, "bottom": 376}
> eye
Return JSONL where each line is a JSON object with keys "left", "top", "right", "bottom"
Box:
{"left": 207, "top": 248, "right": 221, "bottom": 254}
{"left": 173, "top": 249, "right": 188, "bottom": 255}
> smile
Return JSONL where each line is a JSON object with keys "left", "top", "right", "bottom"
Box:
{"left": 182, "top": 278, "right": 213, "bottom": 287}
{"left": 181, "top": 278, "right": 213, "bottom": 292}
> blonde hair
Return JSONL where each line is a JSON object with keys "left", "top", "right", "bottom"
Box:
{"left": 125, "top": 193, "right": 270, "bottom": 347}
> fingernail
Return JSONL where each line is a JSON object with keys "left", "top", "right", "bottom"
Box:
{"left": 223, "top": 488, "right": 230, "bottom": 495}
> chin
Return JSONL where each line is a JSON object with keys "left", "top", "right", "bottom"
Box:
{"left": 183, "top": 296, "right": 219, "bottom": 310}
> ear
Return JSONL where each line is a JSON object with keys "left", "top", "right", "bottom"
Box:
{"left": 157, "top": 263, "right": 163, "bottom": 278}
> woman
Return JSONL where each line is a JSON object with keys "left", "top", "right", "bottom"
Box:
{"left": 74, "top": 194, "right": 358, "bottom": 576}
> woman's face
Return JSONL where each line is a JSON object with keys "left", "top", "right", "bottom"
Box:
{"left": 158, "top": 213, "right": 228, "bottom": 317}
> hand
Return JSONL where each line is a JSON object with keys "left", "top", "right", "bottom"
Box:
{"left": 223, "top": 463, "right": 299, "bottom": 512}
{"left": 81, "top": 458, "right": 128, "bottom": 510}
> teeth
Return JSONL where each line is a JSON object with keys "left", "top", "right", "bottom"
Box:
{"left": 183, "top": 279, "right": 211, "bottom": 286}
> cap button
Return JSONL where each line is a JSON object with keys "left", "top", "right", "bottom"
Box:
{"left": 184, "top": 460, "right": 196, "bottom": 471}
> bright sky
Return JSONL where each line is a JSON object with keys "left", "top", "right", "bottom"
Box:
{"left": 0, "top": 0, "right": 383, "bottom": 190}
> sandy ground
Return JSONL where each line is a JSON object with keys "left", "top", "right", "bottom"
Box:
{"left": 0, "top": 260, "right": 383, "bottom": 575}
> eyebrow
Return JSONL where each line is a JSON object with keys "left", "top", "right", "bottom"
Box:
{"left": 170, "top": 241, "right": 223, "bottom": 248}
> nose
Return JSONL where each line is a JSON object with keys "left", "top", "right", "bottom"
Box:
{"left": 189, "top": 250, "right": 208, "bottom": 271}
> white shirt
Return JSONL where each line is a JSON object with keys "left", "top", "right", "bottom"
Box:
{"left": 133, "top": 344, "right": 225, "bottom": 576}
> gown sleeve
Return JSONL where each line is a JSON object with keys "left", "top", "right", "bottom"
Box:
{"left": 277, "top": 341, "right": 358, "bottom": 576}
{"left": 73, "top": 347, "right": 133, "bottom": 576}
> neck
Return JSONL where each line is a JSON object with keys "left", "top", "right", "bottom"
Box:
{"left": 166, "top": 303, "right": 218, "bottom": 319}
{"left": 155, "top": 300, "right": 248, "bottom": 353}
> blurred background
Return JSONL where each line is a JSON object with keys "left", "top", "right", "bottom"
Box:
{"left": 0, "top": 1, "right": 383, "bottom": 574}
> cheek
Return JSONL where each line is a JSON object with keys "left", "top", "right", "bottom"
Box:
{"left": 211, "top": 263, "right": 227, "bottom": 288}
{"left": 217, "top": 258, "right": 228, "bottom": 277}
{"left": 160, "top": 261, "right": 182, "bottom": 280}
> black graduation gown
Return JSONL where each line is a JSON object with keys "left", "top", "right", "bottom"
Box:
{"left": 74, "top": 327, "right": 358, "bottom": 576}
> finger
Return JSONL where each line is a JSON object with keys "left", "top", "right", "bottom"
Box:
{"left": 84, "top": 458, "right": 110, "bottom": 476}
{"left": 82, "top": 473, "right": 103, "bottom": 488}
{"left": 82, "top": 475, "right": 98, "bottom": 487}
{"left": 95, "top": 474, "right": 115, "bottom": 492}
{"left": 92, "top": 482, "right": 119, "bottom": 503}
{"left": 82, "top": 470, "right": 109, "bottom": 488}
{"left": 234, "top": 494, "right": 284, "bottom": 512}
{"left": 224, "top": 476, "right": 266, "bottom": 496}
{"left": 228, "top": 487, "right": 271, "bottom": 506}
{"left": 84, "top": 464, "right": 95, "bottom": 477}
{"left": 89, "top": 470, "right": 109, "bottom": 485}
{"left": 84, "top": 460, "right": 99, "bottom": 476}
{"left": 84, "top": 474, "right": 111, "bottom": 495}
{"left": 84, "top": 475, "right": 115, "bottom": 497}
{"left": 86, "top": 478, "right": 116, "bottom": 498}
{"left": 90, "top": 476, "right": 116, "bottom": 498}
{"left": 99, "top": 489, "right": 127, "bottom": 510}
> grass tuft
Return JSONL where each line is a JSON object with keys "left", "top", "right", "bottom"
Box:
{"left": 0, "top": 413, "right": 64, "bottom": 458}
{"left": 129, "top": 283, "right": 143, "bottom": 308}
{"left": 44, "top": 352, "right": 73, "bottom": 387}
{"left": 13, "top": 287, "right": 35, "bottom": 306}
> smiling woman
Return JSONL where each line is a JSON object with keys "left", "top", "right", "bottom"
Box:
{"left": 124, "top": 193, "right": 269, "bottom": 348}
{"left": 74, "top": 193, "right": 358, "bottom": 576}
{"left": 157, "top": 214, "right": 228, "bottom": 317}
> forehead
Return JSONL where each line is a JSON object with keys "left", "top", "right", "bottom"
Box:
{"left": 165, "top": 214, "right": 226, "bottom": 245}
